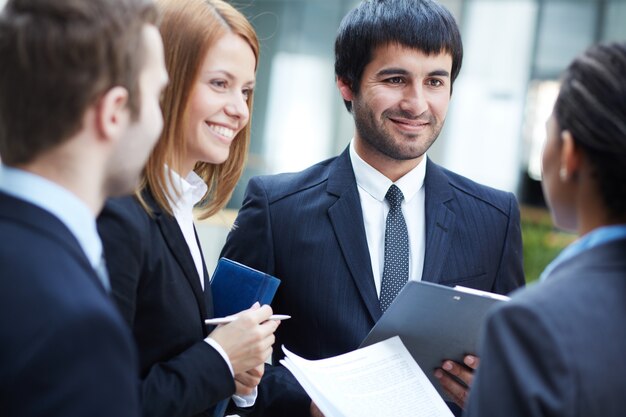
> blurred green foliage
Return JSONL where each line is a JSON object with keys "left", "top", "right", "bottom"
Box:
{"left": 521, "top": 206, "right": 576, "bottom": 284}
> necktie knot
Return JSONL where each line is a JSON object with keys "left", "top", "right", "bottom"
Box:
{"left": 385, "top": 184, "right": 404, "bottom": 209}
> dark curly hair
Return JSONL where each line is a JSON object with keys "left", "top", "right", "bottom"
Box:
{"left": 554, "top": 42, "right": 626, "bottom": 221}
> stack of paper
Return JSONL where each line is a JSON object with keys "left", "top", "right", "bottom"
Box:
{"left": 281, "top": 336, "right": 453, "bottom": 417}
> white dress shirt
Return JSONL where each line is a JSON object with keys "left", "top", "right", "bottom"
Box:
{"left": 164, "top": 166, "right": 256, "bottom": 407}
{"left": 0, "top": 165, "right": 106, "bottom": 287}
{"left": 349, "top": 141, "right": 427, "bottom": 297}
{"left": 165, "top": 167, "right": 208, "bottom": 289}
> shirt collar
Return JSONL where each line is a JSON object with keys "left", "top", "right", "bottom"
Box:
{"left": 164, "top": 165, "right": 208, "bottom": 215}
{"left": 349, "top": 139, "right": 426, "bottom": 203}
{"left": 540, "top": 224, "right": 626, "bottom": 281}
{"left": 0, "top": 164, "right": 102, "bottom": 268}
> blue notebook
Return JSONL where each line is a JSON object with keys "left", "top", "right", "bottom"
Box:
{"left": 210, "top": 257, "right": 281, "bottom": 318}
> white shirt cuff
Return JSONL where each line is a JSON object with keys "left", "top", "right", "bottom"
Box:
{"left": 205, "top": 336, "right": 234, "bottom": 376}
{"left": 205, "top": 337, "right": 258, "bottom": 408}
{"left": 232, "top": 387, "right": 258, "bottom": 408}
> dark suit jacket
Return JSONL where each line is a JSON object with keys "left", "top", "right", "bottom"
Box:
{"left": 0, "top": 191, "right": 140, "bottom": 417}
{"left": 465, "top": 238, "right": 626, "bottom": 417}
{"left": 220, "top": 149, "right": 525, "bottom": 415}
{"left": 97, "top": 191, "right": 234, "bottom": 417}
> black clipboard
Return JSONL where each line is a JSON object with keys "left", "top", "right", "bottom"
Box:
{"left": 360, "top": 280, "right": 509, "bottom": 400}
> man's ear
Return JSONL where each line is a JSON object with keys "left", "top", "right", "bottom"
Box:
{"left": 560, "top": 130, "right": 582, "bottom": 181}
{"left": 95, "top": 86, "right": 130, "bottom": 143}
{"left": 336, "top": 77, "right": 355, "bottom": 102}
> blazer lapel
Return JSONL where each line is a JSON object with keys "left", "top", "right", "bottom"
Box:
{"left": 327, "top": 149, "right": 382, "bottom": 323}
{"left": 0, "top": 192, "right": 108, "bottom": 294}
{"left": 197, "top": 226, "right": 215, "bottom": 325}
{"left": 421, "top": 159, "right": 456, "bottom": 284}
{"left": 146, "top": 192, "right": 209, "bottom": 323}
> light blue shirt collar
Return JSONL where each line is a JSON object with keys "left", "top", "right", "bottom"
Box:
{"left": 540, "top": 224, "right": 626, "bottom": 281}
{"left": 0, "top": 165, "right": 103, "bottom": 270}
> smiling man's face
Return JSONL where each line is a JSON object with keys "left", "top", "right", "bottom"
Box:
{"left": 339, "top": 43, "right": 452, "bottom": 178}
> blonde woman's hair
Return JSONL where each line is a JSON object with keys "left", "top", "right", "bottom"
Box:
{"left": 138, "top": 0, "right": 259, "bottom": 219}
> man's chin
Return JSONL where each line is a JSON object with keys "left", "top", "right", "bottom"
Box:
{"left": 380, "top": 139, "right": 434, "bottom": 161}
{"left": 104, "top": 173, "right": 141, "bottom": 199}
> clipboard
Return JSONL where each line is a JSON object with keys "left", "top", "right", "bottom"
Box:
{"left": 360, "top": 280, "right": 509, "bottom": 400}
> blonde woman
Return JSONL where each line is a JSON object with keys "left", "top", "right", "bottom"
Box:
{"left": 97, "top": 1, "right": 277, "bottom": 416}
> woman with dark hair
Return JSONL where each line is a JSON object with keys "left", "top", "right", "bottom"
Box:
{"left": 97, "top": 1, "right": 278, "bottom": 416}
{"left": 465, "top": 41, "right": 626, "bottom": 417}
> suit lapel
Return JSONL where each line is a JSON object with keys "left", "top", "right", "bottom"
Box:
{"left": 197, "top": 226, "right": 215, "bottom": 330}
{"left": 421, "top": 159, "right": 456, "bottom": 284}
{"left": 146, "top": 192, "right": 209, "bottom": 323}
{"left": 327, "top": 149, "right": 382, "bottom": 323}
{"left": 0, "top": 192, "right": 108, "bottom": 293}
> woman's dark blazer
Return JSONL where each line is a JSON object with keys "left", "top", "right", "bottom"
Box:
{"left": 98, "top": 191, "right": 234, "bottom": 417}
{"left": 466, "top": 238, "right": 626, "bottom": 417}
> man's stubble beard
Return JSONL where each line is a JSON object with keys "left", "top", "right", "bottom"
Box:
{"left": 352, "top": 98, "right": 443, "bottom": 162}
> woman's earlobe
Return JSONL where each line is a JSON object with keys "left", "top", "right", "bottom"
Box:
{"left": 560, "top": 130, "right": 582, "bottom": 181}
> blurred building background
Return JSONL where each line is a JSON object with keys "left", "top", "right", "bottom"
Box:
{"left": 2, "top": 0, "right": 624, "bottom": 280}
{"left": 226, "top": 0, "right": 626, "bottom": 208}
{"left": 207, "top": 0, "right": 625, "bottom": 281}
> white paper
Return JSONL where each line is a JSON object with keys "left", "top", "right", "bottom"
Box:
{"left": 453, "top": 285, "right": 510, "bottom": 301}
{"left": 280, "top": 336, "right": 454, "bottom": 417}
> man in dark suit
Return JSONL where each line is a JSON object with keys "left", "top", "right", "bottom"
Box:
{"left": 221, "top": 0, "right": 524, "bottom": 415}
{"left": 0, "top": 0, "right": 169, "bottom": 416}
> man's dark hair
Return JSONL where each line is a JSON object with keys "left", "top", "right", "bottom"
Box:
{"left": 554, "top": 41, "right": 626, "bottom": 221}
{"left": 335, "top": 0, "right": 463, "bottom": 112}
{"left": 0, "top": 0, "right": 158, "bottom": 165}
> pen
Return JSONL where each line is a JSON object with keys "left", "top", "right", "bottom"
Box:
{"left": 204, "top": 314, "right": 291, "bottom": 325}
